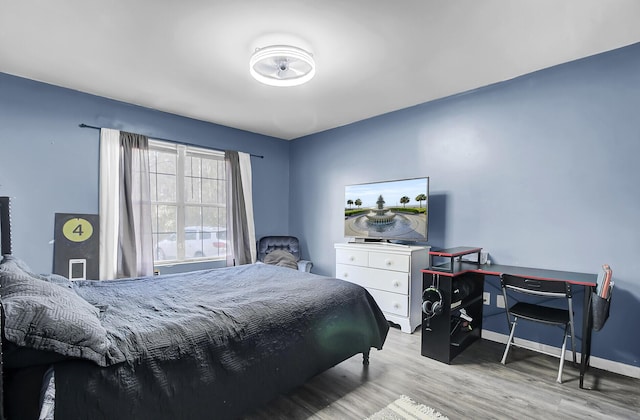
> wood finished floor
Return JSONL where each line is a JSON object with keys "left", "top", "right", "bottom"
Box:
{"left": 244, "top": 326, "right": 639, "bottom": 420}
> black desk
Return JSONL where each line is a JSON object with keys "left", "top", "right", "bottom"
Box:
{"left": 422, "top": 261, "right": 598, "bottom": 389}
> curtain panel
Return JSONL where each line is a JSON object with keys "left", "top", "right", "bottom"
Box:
{"left": 118, "top": 132, "right": 153, "bottom": 278}
{"left": 99, "top": 129, "right": 120, "bottom": 280}
{"left": 99, "top": 129, "right": 153, "bottom": 279}
{"left": 225, "top": 151, "right": 256, "bottom": 266}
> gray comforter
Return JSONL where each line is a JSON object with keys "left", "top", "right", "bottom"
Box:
{"left": 53, "top": 263, "right": 388, "bottom": 419}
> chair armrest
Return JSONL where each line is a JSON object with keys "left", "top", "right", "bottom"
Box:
{"left": 298, "top": 260, "right": 313, "bottom": 273}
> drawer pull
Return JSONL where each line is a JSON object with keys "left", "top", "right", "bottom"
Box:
{"left": 392, "top": 280, "right": 401, "bottom": 288}
{"left": 393, "top": 302, "right": 401, "bottom": 310}
{"left": 385, "top": 259, "right": 392, "bottom": 266}
{"left": 343, "top": 273, "right": 348, "bottom": 278}
{"left": 349, "top": 256, "right": 355, "bottom": 261}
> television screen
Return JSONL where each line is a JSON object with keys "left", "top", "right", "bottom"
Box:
{"left": 344, "top": 177, "right": 429, "bottom": 242}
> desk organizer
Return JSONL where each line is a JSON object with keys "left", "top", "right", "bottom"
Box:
{"left": 592, "top": 291, "right": 612, "bottom": 332}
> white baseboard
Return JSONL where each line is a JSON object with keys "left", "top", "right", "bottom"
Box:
{"left": 482, "top": 329, "right": 640, "bottom": 380}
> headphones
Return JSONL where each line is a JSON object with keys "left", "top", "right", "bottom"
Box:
{"left": 422, "top": 287, "right": 443, "bottom": 318}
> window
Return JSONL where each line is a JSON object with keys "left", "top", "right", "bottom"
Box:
{"left": 149, "top": 140, "right": 226, "bottom": 264}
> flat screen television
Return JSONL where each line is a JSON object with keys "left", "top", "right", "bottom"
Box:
{"left": 344, "top": 177, "right": 429, "bottom": 242}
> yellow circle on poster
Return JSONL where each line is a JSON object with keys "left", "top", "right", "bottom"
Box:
{"left": 62, "top": 218, "right": 94, "bottom": 242}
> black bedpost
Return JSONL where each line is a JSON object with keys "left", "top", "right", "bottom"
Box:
{"left": 0, "top": 301, "right": 4, "bottom": 420}
{"left": 0, "top": 197, "right": 11, "bottom": 256}
{"left": 0, "top": 196, "right": 10, "bottom": 420}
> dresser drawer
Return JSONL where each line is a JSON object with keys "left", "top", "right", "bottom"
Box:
{"left": 335, "top": 248, "right": 369, "bottom": 267}
{"left": 368, "top": 251, "right": 410, "bottom": 272}
{"left": 336, "top": 264, "right": 409, "bottom": 294}
{"left": 367, "top": 288, "right": 409, "bottom": 317}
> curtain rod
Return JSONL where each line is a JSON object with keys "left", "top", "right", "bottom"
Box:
{"left": 79, "top": 123, "right": 264, "bottom": 159}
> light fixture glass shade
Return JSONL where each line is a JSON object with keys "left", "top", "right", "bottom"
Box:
{"left": 250, "top": 45, "right": 315, "bottom": 87}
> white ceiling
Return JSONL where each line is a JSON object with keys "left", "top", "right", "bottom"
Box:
{"left": 2, "top": 1, "right": 640, "bottom": 140}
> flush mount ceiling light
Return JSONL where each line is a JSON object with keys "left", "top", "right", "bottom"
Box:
{"left": 249, "top": 45, "right": 315, "bottom": 87}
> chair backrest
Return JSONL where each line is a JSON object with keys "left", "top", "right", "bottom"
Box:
{"left": 256, "top": 236, "right": 301, "bottom": 262}
{"left": 500, "top": 274, "right": 571, "bottom": 299}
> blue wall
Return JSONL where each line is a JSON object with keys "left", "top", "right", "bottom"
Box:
{"left": 0, "top": 73, "right": 291, "bottom": 273}
{"left": 2, "top": 41, "right": 639, "bottom": 369}
{"left": 289, "top": 42, "right": 640, "bottom": 368}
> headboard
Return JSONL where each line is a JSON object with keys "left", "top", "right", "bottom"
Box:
{"left": 0, "top": 196, "right": 11, "bottom": 256}
{"left": 0, "top": 196, "right": 8, "bottom": 420}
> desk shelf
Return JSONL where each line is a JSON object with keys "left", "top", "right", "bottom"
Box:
{"left": 450, "top": 329, "right": 476, "bottom": 348}
{"left": 421, "top": 271, "right": 484, "bottom": 364}
{"left": 428, "top": 246, "right": 482, "bottom": 273}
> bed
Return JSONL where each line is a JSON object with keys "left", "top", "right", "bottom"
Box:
{"left": 0, "top": 197, "right": 389, "bottom": 419}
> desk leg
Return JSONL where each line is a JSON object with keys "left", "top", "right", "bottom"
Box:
{"left": 580, "top": 286, "right": 594, "bottom": 389}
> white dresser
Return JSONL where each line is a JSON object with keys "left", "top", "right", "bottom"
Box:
{"left": 335, "top": 242, "right": 429, "bottom": 333}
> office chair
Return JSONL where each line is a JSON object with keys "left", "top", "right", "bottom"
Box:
{"left": 256, "top": 236, "right": 313, "bottom": 272}
{"left": 500, "top": 273, "right": 576, "bottom": 383}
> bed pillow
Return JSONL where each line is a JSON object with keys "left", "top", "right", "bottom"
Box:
{"left": 0, "top": 256, "right": 109, "bottom": 366}
{"left": 263, "top": 249, "right": 299, "bottom": 270}
{"left": 40, "top": 273, "right": 75, "bottom": 289}
{"left": 0, "top": 255, "right": 74, "bottom": 289}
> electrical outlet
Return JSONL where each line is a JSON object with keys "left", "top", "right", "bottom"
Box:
{"left": 483, "top": 292, "right": 490, "bottom": 305}
{"left": 496, "top": 294, "right": 505, "bottom": 308}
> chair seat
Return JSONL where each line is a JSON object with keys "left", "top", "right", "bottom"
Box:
{"left": 509, "top": 302, "right": 569, "bottom": 325}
